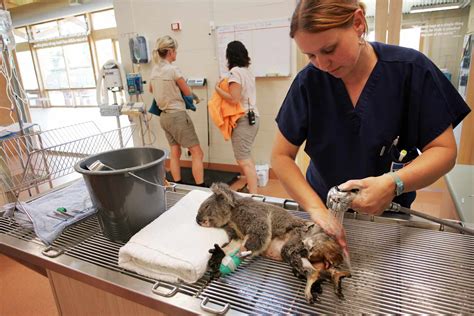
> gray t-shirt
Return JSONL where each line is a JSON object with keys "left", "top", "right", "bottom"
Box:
{"left": 150, "top": 60, "right": 185, "bottom": 112}
{"left": 229, "top": 66, "right": 258, "bottom": 116}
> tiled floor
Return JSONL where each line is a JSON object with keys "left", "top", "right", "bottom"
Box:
{"left": 0, "top": 176, "right": 458, "bottom": 315}
{"left": 0, "top": 254, "right": 58, "bottom": 316}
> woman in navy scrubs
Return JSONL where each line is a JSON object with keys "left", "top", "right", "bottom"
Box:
{"left": 271, "top": 0, "right": 471, "bottom": 253}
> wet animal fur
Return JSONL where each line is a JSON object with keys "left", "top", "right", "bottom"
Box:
{"left": 196, "top": 183, "right": 351, "bottom": 303}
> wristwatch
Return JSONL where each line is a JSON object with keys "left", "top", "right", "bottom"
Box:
{"left": 388, "top": 172, "right": 404, "bottom": 196}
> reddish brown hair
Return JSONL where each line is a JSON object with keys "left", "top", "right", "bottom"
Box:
{"left": 290, "top": 0, "right": 367, "bottom": 37}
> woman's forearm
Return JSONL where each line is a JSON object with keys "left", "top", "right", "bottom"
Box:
{"left": 395, "top": 126, "right": 457, "bottom": 193}
{"left": 397, "top": 145, "right": 456, "bottom": 193}
{"left": 271, "top": 154, "right": 327, "bottom": 213}
{"left": 215, "top": 86, "right": 238, "bottom": 104}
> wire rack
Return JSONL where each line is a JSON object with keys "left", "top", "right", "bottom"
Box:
{"left": 0, "top": 121, "right": 136, "bottom": 202}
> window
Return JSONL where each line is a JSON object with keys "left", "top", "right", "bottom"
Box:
{"left": 14, "top": 10, "right": 120, "bottom": 107}
{"left": 31, "top": 21, "right": 60, "bottom": 41}
{"left": 48, "top": 90, "right": 74, "bottom": 106}
{"left": 25, "top": 91, "right": 42, "bottom": 107}
{"left": 37, "top": 46, "right": 69, "bottom": 89}
{"left": 74, "top": 89, "right": 96, "bottom": 106}
{"left": 399, "top": 27, "right": 421, "bottom": 51}
{"left": 95, "top": 39, "right": 116, "bottom": 68}
{"left": 13, "top": 27, "right": 28, "bottom": 43}
{"left": 15, "top": 51, "right": 38, "bottom": 90}
{"left": 91, "top": 10, "right": 116, "bottom": 30}
{"left": 114, "top": 40, "right": 122, "bottom": 62}
{"left": 16, "top": 50, "right": 42, "bottom": 107}
{"left": 63, "top": 43, "right": 95, "bottom": 88}
{"left": 58, "top": 16, "right": 88, "bottom": 36}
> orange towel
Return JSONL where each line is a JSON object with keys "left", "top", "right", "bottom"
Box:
{"left": 208, "top": 78, "right": 245, "bottom": 141}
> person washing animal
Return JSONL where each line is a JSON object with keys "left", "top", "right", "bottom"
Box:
{"left": 149, "top": 35, "right": 205, "bottom": 186}
{"left": 271, "top": 0, "right": 471, "bottom": 256}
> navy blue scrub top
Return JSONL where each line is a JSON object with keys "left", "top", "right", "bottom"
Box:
{"left": 276, "top": 42, "right": 471, "bottom": 207}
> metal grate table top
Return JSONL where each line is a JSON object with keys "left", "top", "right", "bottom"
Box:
{"left": 1, "top": 191, "right": 473, "bottom": 314}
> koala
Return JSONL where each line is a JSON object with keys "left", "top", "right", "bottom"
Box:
{"left": 197, "top": 182, "right": 305, "bottom": 256}
{"left": 196, "top": 182, "right": 351, "bottom": 303}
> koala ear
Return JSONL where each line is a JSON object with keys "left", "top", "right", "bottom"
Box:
{"left": 211, "top": 182, "right": 235, "bottom": 206}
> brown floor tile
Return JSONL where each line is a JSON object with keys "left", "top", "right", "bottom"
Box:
{"left": 0, "top": 254, "right": 58, "bottom": 316}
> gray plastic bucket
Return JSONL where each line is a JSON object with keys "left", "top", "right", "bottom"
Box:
{"left": 74, "top": 147, "right": 168, "bottom": 242}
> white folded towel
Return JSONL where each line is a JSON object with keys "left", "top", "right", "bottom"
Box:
{"left": 118, "top": 190, "right": 229, "bottom": 283}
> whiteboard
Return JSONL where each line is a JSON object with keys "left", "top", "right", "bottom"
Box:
{"left": 216, "top": 18, "right": 291, "bottom": 78}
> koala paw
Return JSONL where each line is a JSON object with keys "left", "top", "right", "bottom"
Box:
{"left": 208, "top": 244, "right": 225, "bottom": 279}
{"left": 311, "top": 279, "right": 323, "bottom": 295}
{"left": 304, "top": 290, "right": 319, "bottom": 304}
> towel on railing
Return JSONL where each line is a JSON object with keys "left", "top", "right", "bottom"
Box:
{"left": 118, "top": 190, "right": 229, "bottom": 283}
{"left": 1, "top": 179, "right": 97, "bottom": 245}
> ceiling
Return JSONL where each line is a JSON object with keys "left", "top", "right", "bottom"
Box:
{"left": 5, "top": 0, "right": 52, "bottom": 9}
{"left": 3, "top": 0, "right": 87, "bottom": 10}
{"left": 3, "top": 0, "right": 470, "bottom": 10}
{"left": 361, "top": 0, "right": 470, "bottom": 16}
{"left": 2, "top": 0, "right": 471, "bottom": 18}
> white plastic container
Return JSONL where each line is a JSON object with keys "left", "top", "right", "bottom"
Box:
{"left": 255, "top": 164, "right": 269, "bottom": 187}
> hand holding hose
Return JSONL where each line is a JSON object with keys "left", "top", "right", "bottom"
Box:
{"left": 328, "top": 179, "right": 474, "bottom": 235}
{"left": 326, "top": 186, "right": 359, "bottom": 213}
{"left": 337, "top": 175, "right": 396, "bottom": 215}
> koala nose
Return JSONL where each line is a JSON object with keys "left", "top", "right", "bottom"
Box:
{"left": 196, "top": 216, "right": 202, "bottom": 225}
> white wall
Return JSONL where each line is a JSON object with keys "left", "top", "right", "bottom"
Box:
{"left": 113, "top": 0, "right": 297, "bottom": 165}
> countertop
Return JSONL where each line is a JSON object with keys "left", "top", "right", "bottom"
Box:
{"left": 1, "top": 184, "right": 474, "bottom": 314}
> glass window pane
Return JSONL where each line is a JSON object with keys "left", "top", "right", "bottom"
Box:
{"left": 59, "top": 15, "right": 88, "bottom": 36}
{"left": 48, "top": 90, "right": 74, "bottom": 106}
{"left": 37, "top": 47, "right": 68, "bottom": 89}
{"left": 400, "top": 27, "right": 421, "bottom": 51}
{"left": 74, "top": 89, "right": 96, "bottom": 106}
{"left": 114, "top": 40, "right": 122, "bottom": 63}
{"left": 13, "top": 27, "right": 28, "bottom": 43}
{"left": 16, "top": 51, "right": 38, "bottom": 90}
{"left": 26, "top": 91, "right": 42, "bottom": 107}
{"left": 63, "top": 43, "right": 95, "bottom": 88}
{"left": 91, "top": 10, "right": 117, "bottom": 30}
{"left": 95, "top": 39, "right": 115, "bottom": 68}
{"left": 402, "top": 6, "right": 468, "bottom": 88}
{"left": 401, "top": 5, "right": 469, "bottom": 149}
{"left": 31, "top": 21, "right": 59, "bottom": 41}
{"left": 365, "top": 1, "right": 376, "bottom": 42}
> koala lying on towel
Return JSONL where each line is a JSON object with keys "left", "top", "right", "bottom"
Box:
{"left": 196, "top": 183, "right": 351, "bottom": 303}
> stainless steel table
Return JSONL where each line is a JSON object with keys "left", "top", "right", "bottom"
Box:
{"left": 1, "top": 184, "right": 473, "bottom": 314}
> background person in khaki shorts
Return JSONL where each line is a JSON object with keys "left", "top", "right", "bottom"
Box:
{"left": 149, "top": 35, "right": 204, "bottom": 186}
{"left": 215, "top": 41, "right": 259, "bottom": 194}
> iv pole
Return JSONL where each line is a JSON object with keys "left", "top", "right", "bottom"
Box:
{"left": 0, "top": 1, "right": 28, "bottom": 137}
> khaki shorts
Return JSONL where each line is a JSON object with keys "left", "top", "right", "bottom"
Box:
{"left": 231, "top": 115, "right": 259, "bottom": 160}
{"left": 159, "top": 111, "right": 200, "bottom": 148}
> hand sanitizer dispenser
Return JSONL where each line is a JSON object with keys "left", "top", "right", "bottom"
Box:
{"left": 129, "top": 35, "right": 150, "bottom": 64}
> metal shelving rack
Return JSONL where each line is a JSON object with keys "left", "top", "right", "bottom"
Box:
{"left": 0, "top": 121, "right": 136, "bottom": 203}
